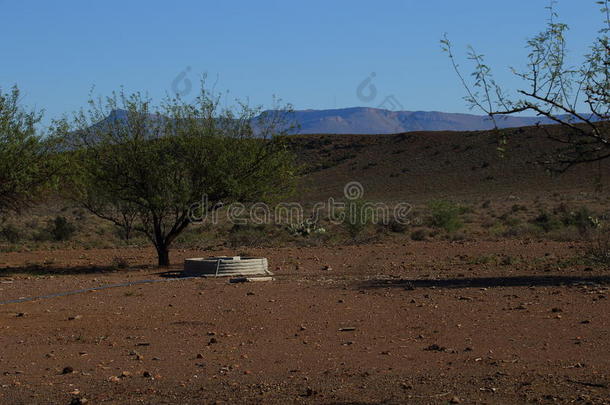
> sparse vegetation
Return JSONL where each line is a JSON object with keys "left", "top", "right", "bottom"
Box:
{"left": 342, "top": 199, "right": 373, "bottom": 238}
{"left": 0, "top": 224, "right": 22, "bottom": 244}
{"left": 427, "top": 200, "right": 463, "bottom": 233}
{"left": 410, "top": 229, "right": 427, "bottom": 241}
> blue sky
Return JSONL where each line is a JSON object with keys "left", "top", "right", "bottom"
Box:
{"left": 0, "top": 1, "right": 602, "bottom": 126}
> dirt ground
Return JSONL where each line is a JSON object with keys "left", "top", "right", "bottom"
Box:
{"left": 1, "top": 241, "right": 609, "bottom": 404}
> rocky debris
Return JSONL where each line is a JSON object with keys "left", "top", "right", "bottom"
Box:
{"left": 68, "top": 315, "right": 83, "bottom": 321}
{"left": 339, "top": 327, "right": 356, "bottom": 332}
{"left": 69, "top": 398, "right": 88, "bottom": 405}
{"left": 450, "top": 396, "right": 461, "bottom": 404}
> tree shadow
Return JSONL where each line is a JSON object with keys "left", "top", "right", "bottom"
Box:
{"left": 359, "top": 275, "right": 610, "bottom": 290}
{"left": 0, "top": 264, "right": 144, "bottom": 277}
{"left": 156, "top": 270, "right": 191, "bottom": 279}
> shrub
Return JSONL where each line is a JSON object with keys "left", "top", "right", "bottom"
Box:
{"left": 287, "top": 218, "right": 326, "bottom": 237}
{"left": 342, "top": 199, "right": 372, "bottom": 237}
{"left": 47, "top": 216, "right": 76, "bottom": 241}
{"left": 111, "top": 256, "right": 129, "bottom": 269}
{"left": 561, "top": 206, "right": 598, "bottom": 236}
{"left": 531, "top": 211, "right": 562, "bottom": 233}
{"left": 387, "top": 218, "right": 408, "bottom": 233}
{"left": 0, "top": 224, "right": 22, "bottom": 243}
{"left": 228, "top": 223, "right": 279, "bottom": 248}
{"left": 585, "top": 226, "right": 610, "bottom": 266}
{"left": 410, "top": 229, "right": 427, "bottom": 241}
{"left": 427, "top": 200, "right": 463, "bottom": 233}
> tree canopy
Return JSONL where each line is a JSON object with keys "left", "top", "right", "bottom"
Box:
{"left": 443, "top": 0, "right": 610, "bottom": 172}
{"left": 0, "top": 86, "right": 61, "bottom": 217}
{"left": 58, "top": 86, "right": 298, "bottom": 266}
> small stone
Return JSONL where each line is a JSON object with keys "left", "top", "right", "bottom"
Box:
{"left": 143, "top": 371, "right": 152, "bottom": 378}
{"left": 69, "top": 398, "right": 88, "bottom": 405}
{"left": 68, "top": 315, "right": 83, "bottom": 321}
{"left": 120, "top": 371, "right": 131, "bottom": 378}
{"left": 424, "top": 344, "right": 446, "bottom": 352}
{"left": 208, "top": 337, "right": 218, "bottom": 345}
{"left": 108, "top": 376, "right": 120, "bottom": 383}
{"left": 303, "top": 387, "right": 316, "bottom": 397}
{"left": 61, "top": 366, "right": 74, "bottom": 375}
{"left": 323, "top": 265, "right": 332, "bottom": 271}
{"left": 15, "top": 312, "right": 26, "bottom": 318}
{"left": 196, "top": 353, "right": 204, "bottom": 359}
{"left": 450, "top": 396, "right": 461, "bottom": 404}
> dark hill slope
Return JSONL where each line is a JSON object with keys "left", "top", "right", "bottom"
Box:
{"left": 287, "top": 125, "right": 610, "bottom": 203}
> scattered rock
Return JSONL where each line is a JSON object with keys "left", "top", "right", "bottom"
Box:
{"left": 143, "top": 371, "right": 152, "bottom": 378}
{"left": 61, "top": 366, "right": 74, "bottom": 375}
{"left": 68, "top": 315, "right": 83, "bottom": 321}
{"left": 450, "top": 396, "right": 461, "bottom": 404}
{"left": 196, "top": 353, "right": 204, "bottom": 359}
{"left": 339, "top": 327, "right": 356, "bottom": 332}
{"left": 302, "top": 387, "right": 317, "bottom": 397}
{"left": 69, "top": 398, "right": 88, "bottom": 405}
{"left": 424, "top": 344, "right": 446, "bottom": 352}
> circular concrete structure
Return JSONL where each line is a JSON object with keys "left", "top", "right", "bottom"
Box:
{"left": 183, "top": 256, "right": 270, "bottom": 277}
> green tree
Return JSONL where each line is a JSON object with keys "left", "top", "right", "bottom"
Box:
{"left": 442, "top": 0, "right": 610, "bottom": 171}
{"left": 0, "top": 86, "right": 59, "bottom": 217}
{"left": 60, "top": 86, "right": 297, "bottom": 266}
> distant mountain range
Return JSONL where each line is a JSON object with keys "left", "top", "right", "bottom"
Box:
{"left": 281, "top": 107, "right": 579, "bottom": 134}
{"left": 100, "top": 107, "right": 591, "bottom": 136}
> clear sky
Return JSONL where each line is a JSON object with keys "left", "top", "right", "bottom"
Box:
{"left": 0, "top": 1, "right": 602, "bottom": 127}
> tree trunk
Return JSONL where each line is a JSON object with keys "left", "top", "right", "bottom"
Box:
{"left": 156, "top": 244, "right": 170, "bottom": 267}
